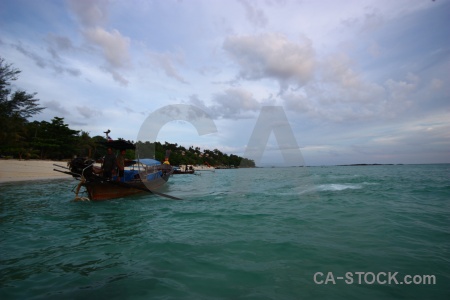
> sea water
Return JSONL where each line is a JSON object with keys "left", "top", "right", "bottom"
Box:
{"left": 1, "top": 164, "right": 449, "bottom": 299}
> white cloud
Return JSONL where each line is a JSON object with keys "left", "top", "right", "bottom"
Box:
{"left": 147, "top": 51, "right": 187, "bottom": 84}
{"left": 321, "top": 53, "right": 362, "bottom": 89}
{"left": 282, "top": 50, "right": 428, "bottom": 123}
{"left": 212, "top": 88, "right": 260, "bottom": 118}
{"left": 68, "top": 0, "right": 131, "bottom": 85}
{"left": 83, "top": 27, "right": 130, "bottom": 69}
{"left": 68, "top": 0, "right": 109, "bottom": 27}
{"left": 188, "top": 88, "right": 261, "bottom": 120}
{"left": 223, "top": 33, "right": 316, "bottom": 91}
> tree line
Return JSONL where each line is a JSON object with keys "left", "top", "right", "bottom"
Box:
{"left": 136, "top": 141, "right": 255, "bottom": 167}
{"left": 0, "top": 57, "right": 255, "bottom": 167}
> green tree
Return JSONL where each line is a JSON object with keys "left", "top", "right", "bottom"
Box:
{"left": 0, "top": 57, "right": 45, "bottom": 157}
{"left": 76, "top": 131, "right": 96, "bottom": 158}
{"left": 28, "top": 117, "right": 79, "bottom": 159}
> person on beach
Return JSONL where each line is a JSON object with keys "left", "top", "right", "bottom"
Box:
{"left": 116, "top": 149, "right": 126, "bottom": 182}
{"left": 102, "top": 147, "right": 116, "bottom": 180}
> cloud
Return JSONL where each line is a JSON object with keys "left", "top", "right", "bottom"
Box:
{"left": 282, "top": 55, "right": 423, "bottom": 123}
{"left": 341, "top": 6, "right": 384, "bottom": 34}
{"left": 212, "top": 88, "right": 260, "bottom": 118}
{"left": 188, "top": 88, "right": 262, "bottom": 120}
{"left": 223, "top": 33, "right": 316, "bottom": 91}
{"left": 12, "top": 41, "right": 81, "bottom": 77}
{"left": 68, "top": 0, "right": 109, "bottom": 27}
{"left": 147, "top": 51, "right": 187, "bottom": 84}
{"left": 109, "top": 69, "right": 129, "bottom": 86}
{"left": 384, "top": 73, "right": 418, "bottom": 113}
{"left": 219, "top": 3, "right": 449, "bottom": 126}
{"left": 321, "top": 53, "right": 362, "bottom": 89}
{"left": 12, "top": 42, "right": 47, "bottom": 68}
{"left": 283, "top": 91, "right": 311, "bottom": 115}
{"left": 353, "top": 117, "right": 450, "bottom": 163}
{"left": 76, "top": 105, "right": 102, "bottom": 119}
{"left": 68, "top": 0, "right": 130, "bottom": 85}
{"left": 237, "top": 0, "right": 268, "bottom": 27}
{"left": 44, "top": 100, "right": 71, "bottom": 115}
{"left": 430, "top": 78, "right": 443, "bottom": 90}
{"left": 45, "top": 34, "right": 76, "bottom": 60}
{"left": 83, "top": 27, "right": 130, "bottom": 69}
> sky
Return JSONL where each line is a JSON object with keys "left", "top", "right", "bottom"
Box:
{"left": 1, "top": 0, "right": 449, "bottom": 166}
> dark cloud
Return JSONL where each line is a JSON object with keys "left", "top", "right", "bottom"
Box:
{"left": 46, "top": 34, "right": 76, "bottom": 60}
{"left": 12, "top": 41, "right": 81, "bottom": 77}
{"left": 100, "top": 67, "right": 129, "bottom": 86}
{"left": 13, "top": 42, "right": 47, "bottom": 68}
{"left": 44, "top": 100, "right": 71, "bottom": 115}
{"left": 237, "top": 0, "right": 269, "bottom": 27}
{"left": 76, "top": 105, "right": 102, "bottom": 119}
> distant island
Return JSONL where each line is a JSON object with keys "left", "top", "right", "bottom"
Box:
{"left": 336, "top": 163, "right": 404, "bottom": 166}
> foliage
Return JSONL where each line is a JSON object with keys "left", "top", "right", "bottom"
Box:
{"left": 0, "top": 58, "right": 45, "bottom": 158}
{"left": 135, "top": 141, "right": 255, "bottom": 167}
{"left": 27, "top": 117, "right": 80, "bottom": 159}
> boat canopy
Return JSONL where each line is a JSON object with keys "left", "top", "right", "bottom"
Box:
{"left": 136, "top": 158, "right": 161, "bottom": 166}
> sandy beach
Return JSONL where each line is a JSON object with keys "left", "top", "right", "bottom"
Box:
{"left": 0, "top": 160, "right": 71, "bottom": 183}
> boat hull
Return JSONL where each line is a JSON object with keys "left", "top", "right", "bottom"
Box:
{"left": 66, "top": 156, "right": 173, "bottom": 201}
{"left": 173, "top": 169, "right": 195, "bottom": 174}
{"left": 84, "top": 175, "right": 170, "bottom": 201}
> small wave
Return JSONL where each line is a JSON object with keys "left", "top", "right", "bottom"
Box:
{"left": 361, "top": 181, "right": 379, "bottom": 185}
{"left": 317, "top": 184, "right": 362, "bottom": 191}
{"left": 292, "top": 183, "right": 362, "bottom": 194}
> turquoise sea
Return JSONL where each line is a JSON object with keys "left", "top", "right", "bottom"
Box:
{"left": 1, "top": 164, "right": 449, "bottom": 299}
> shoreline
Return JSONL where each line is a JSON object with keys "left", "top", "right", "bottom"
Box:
{"left": 0, "top": 159, "right": 71, "bottom": 183}
{"left": 2, "top": 160, "right": 447, "bottom": 183}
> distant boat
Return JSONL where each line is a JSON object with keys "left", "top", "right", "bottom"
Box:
{"left": 193, "top": 164, "right": 215, "bottom": 172}
{"left": 54, "top": 139, "right": 178, "bottom": 201}
{"left": 173, "top": 165, "right": 195, "bottom": 174}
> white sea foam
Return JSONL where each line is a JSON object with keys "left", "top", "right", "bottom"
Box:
{"left": 317, "top": 184, "right": 362, "bottom": 191}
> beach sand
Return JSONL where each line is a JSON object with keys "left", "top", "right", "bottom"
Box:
{"left": 0, "top": 160, "right": 71, "bottom": 183}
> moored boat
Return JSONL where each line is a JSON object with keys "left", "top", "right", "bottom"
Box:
{"left": 54, "top": 139, "right": 178, "bottom": 201}
{"left": 173, "top": 164, "right": 195, "bottom": 174}
{"left": 193, "top": 163, "right": 215, "bottom": 172}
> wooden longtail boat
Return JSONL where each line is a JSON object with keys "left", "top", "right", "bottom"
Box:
{"left": 54, "top": 140, "right": 179, "bottom": 201}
